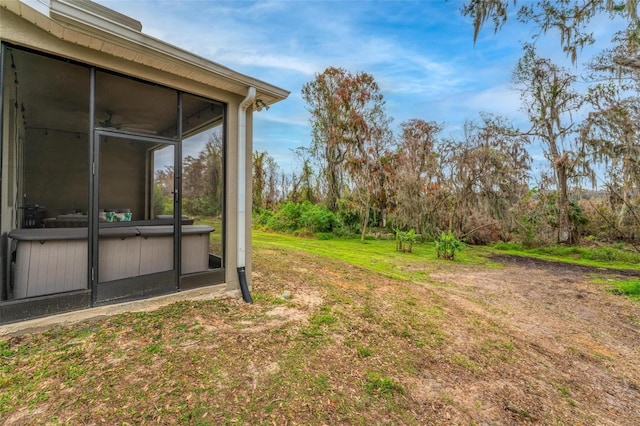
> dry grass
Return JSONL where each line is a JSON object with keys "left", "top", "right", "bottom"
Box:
{"left": 1, "top": 235, "right": 639, "bottom": 425}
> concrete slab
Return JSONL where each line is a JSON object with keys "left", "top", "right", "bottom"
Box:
{"left": 0, "top": 284, "right": 240, "bottom": 337}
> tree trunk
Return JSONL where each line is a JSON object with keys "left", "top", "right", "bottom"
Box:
{"left": 548, "top": 128, "right": 572, "bottom": 245}
{"left": 327, "top": 166, "right": 339, "bottom": 212}
{"left": 556, "top": 164, "right": 572, "bottom": 244}
{"left": 618, "top": 164, "right": 632, "bottom": 228}
{"left": 618, "top": 199, "right": 629, "bottom": 228}
{"left": 360, "top": 198, "right": 370, "bottom": 242}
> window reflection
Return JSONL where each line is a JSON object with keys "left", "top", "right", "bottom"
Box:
{"left": 181, "top": 94, "right": 225, "bottom": 269}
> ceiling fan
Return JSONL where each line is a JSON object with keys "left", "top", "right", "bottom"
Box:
{"left": 97, "top": 110, "right": 157, "bottom": 134}
{"left": 99, "top": 111, "right": 121, "bottom": 129}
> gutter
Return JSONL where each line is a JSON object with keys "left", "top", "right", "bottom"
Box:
{"left": 237, "top": 87, "right": 256, "bottom": 303}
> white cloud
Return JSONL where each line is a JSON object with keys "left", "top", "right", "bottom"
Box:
{"left": 212, "top": 50, "right": 318, "bottom": 75}
{"left": 464, "top": 84, "right": 525, "bottom": 121}
{"left": 255, "top": 113, "right": 309, "bottom": 128}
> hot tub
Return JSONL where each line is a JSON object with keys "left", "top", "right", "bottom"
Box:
{"left": 8, "top": 225, "right": 214, "bottom": 298}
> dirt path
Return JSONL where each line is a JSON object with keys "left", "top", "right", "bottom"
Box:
{"left": 428, "top": 256, "right": 640, "bottom": 424}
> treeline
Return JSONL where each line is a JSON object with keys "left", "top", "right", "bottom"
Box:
{"left": 252, "top": 114, "right": 582, "bottom": 246}
{"left": 253, "top": 22, "right": 640, "bottom": 247}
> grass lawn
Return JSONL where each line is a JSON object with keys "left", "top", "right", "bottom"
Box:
{"left": 1, "top": 232, "right": 639, "bottom": 425}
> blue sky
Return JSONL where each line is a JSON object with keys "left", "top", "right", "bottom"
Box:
{"left": 27, "top": 0, "right": 627, "bottom": 177}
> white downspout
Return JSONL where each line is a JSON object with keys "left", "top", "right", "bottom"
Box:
{"left": 237, "top": 87, "right": 256, "bottom": 302}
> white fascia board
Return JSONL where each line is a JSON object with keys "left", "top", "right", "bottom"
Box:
{"left": 50, "top": 0, "right": 143, "bottom": 33}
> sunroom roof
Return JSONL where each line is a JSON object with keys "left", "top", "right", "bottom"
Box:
{"left": 1, "top": 0, "right": 289, "bottom": 106}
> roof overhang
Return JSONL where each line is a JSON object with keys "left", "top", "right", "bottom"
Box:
{"left": 0, "top": 0, "right": 289, "bottom": 106}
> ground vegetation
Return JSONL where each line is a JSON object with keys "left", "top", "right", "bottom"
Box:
{"left": 1, "top": 233, "right": 638, "bottom": 425}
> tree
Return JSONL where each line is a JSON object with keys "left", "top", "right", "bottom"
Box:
{"left": 265, "top": 155, "right": 283, "bottom": 207}
{"left": 154, "top": 166, "right": 174, "bottom": 216}
{"left": 445, "top": 114, "right": 531, "bottom": 243}
{"left": 252, "top": 151, "right": 267, "bottom": 211}
{"left": 463, "top": 0, "right": 638, "bottom": 63}
{"left": 368, "top": 130, "right": 397, "bottom": 229}
{"left": 393, "top": 119, "right": 444, "bottom": 236}
{"left": 301, "top": 67, "right": 389, "bottom": 213}
{"left": 291, "top": 147, "right": 317, "bottom": 204}
{"left": 513, "top": 45, "right": 586, "bottom": 244}
{"left": 302, "top": 67, "right": 348, "bottom": 211}
{"left": 349, "top": 116, "right": 394, "bottom": 240}
{"left": 582, "top": 22, "right": 640, "bottom": 234}
{"left": 253, "top": 151, "right": 284, "bottom": 210}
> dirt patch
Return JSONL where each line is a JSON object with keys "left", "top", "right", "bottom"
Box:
{"left": 429, "top": 256, "right": 640, "bottom": 424}
{"left": 249, "top": 250, "right": 640, "bottom": 424}
{"left": 491, "top": 253, "right": 640, "bottom": 277}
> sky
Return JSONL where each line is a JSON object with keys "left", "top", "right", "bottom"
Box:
{"left": 25, "top": 0, "right": 628, "bottom": 177}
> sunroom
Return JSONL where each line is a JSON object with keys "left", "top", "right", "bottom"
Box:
{"left": 0, "top": 0, "right": 288, "bottom": 323}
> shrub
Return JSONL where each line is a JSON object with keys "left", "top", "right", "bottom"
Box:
{"left": 254, "top": 208, "right": 274, "bottom": 227}
{"left": 266, "top": 202, "right": 301, "bottom": 232}
{"left": 300, "top": 202, "right": 339, "bottom": 233}
{"left": 396, "top": 229, "right": 419, "bottom": 253}
{"left": 263, "top": 201, "right": 340, "bottom": 235}
{"left": 462, "top": 214, "right": 503, "bottom": 245}
{"left": 336, "top": 198, "right": 361, "bottom": 232}
{"left": 153, "top": 185, "right": 170, "bottom": 216}
{"left": 435, "top": 230, "right": 463, "bottom": 260}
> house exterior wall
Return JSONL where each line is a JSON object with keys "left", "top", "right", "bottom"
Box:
{"left": 0, "top": 3, "right": 271, "bottom": 315}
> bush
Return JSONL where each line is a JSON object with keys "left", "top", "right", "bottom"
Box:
{"left": 153, "top": 185, "right": 172, "bottom": 216}
{"left": 300, "top": 202, "right": 339, "bottom": 233}
{"left": 435, "top": 230, "right": 463, "bottom": 260}
{"left": 254, "top": 208, "right": 274, "bottom": 227}
{"left": 263, "top": 201, "right": 340, "bottom": 235}
{"left": 183, "top": 195, "right": 221, "bottom": 217}
{"left": 336, "top": 198, "right": 361, "bottom": 232}
{"left": 396, "top": 229, "right": 419, "bottom": 253}
{"left": 461, "top": 214, "right": 503, "bottom": 245}
{"left": 266, "top": 202, "right": 301, "bottom": 232}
